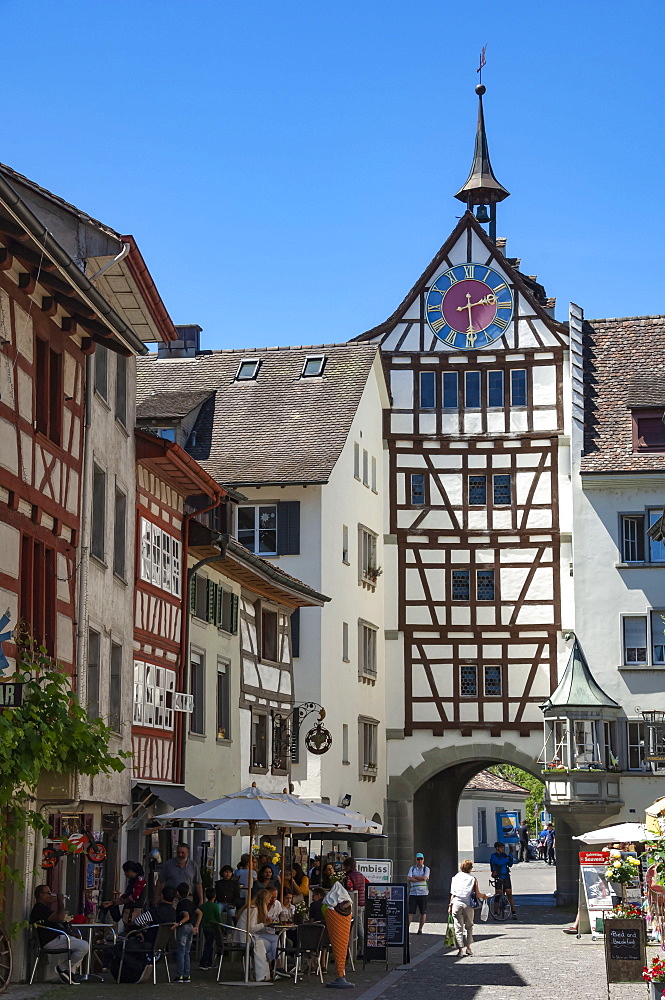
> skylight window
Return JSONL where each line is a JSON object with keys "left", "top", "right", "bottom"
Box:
{"left": 236, "top": 359, "right": 261, "bottom": 381}
{"left": 302, "top": 355, "right": 326, "bottom": 377}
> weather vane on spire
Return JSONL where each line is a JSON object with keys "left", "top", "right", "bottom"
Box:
{"left": 477, "top": 45, "right": 487, "bottom": 85}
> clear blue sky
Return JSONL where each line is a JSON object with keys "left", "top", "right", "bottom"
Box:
{"left": 3, "top": 0, "right": 663, "bottom": 348}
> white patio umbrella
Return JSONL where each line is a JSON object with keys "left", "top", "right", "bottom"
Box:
{"left": 573, "top": 821, "right": 651, "bottom": 844}
{"left": 156, "top": 784, "right": 356, "bottom": 985}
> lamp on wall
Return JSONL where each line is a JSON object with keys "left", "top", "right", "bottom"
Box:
{"left": 340, "top": 794, "right": 352, "bottom": 809}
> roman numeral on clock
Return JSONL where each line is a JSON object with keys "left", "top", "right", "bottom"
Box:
{"left": 494, "top": 316, "right": 509, "bottom": 330}
{"left": 447, "top": 270, "right": 459, "bottom": 285}
{"left": 464, "top": 264, "right": 475, "bottom": 279}
{"left": 444, "top": 330, "right": 457, "bottom": 345}
{"left": 496, "top": 300, "right": 512, "bottom": 310}
{"left": 427, "top": 304, "right": 442, "bottom": 313}
{"left": 493, "top": 281, "right": 507, "bottom": 293}
{"left": 430, "top": 317, "right": 447, "bottom": 333}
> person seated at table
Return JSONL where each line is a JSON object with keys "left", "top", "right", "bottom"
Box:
{"left": 30, "top": 884, "right": 89, "bottom": 985}
{"left": 101, "top": 861, "right": 147, "bottom": 928}
{"left": 102, "top": 887, "right": 178, "bottom": 982}
{"left": 235, "top": 888, "right": 275, "bottom": 982}
{"left": 280, "top": 866, "right": 306, "bottom": 903}
{"left": 280, "top": 890, "right": 296, "bottom": 923}
{"left": 320, "top": 862, "right": 337, "bottom": 889}
{"left": 266, "top": 888, "right": 283, "bottom": 923}
{"left": 308, "top": 886, "right": 326, "bottom": 922}
{"left": 234, "top": 854, "right": 256, "bottom": 902}
{"left": 215, "top": 865, "right": 242, "bottom": 922}
{"left": 252, "top": 864, "right": 280, "bottom": 897}
{"left": 292, "top": 863, "right": 310, "bottom": 898}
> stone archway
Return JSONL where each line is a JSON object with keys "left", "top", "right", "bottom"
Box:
{"left": 386, "top": 740, "right": 545, "bottom": 898}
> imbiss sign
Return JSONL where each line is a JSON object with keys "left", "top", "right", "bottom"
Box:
{"left": 356, "top": 859, "right": 393, "bottom": 884}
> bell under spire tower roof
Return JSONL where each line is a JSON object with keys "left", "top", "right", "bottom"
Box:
{"left": 455, "top": 83, "right": 509, "bottom": 242}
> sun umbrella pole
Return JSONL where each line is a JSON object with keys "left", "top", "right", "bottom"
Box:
{"left": 279, "top": 827, "right": 285, "bottom": 903}
{"left": 245, "top": 821, "right": 255, "bottom": 983}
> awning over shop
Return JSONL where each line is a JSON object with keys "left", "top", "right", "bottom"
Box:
{"left": 137, "top": 784, "right": 204, "bottom": 810}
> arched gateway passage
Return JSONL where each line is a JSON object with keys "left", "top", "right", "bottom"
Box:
{"left": 387, "top": 741, "right": 546, "bottom": 898}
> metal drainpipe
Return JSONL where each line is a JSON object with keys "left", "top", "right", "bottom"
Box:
{"left": 177, "top": 500, "right": 224, "bottom": 786}
{"left": 88, "top": 242, "right": 131, "bottom": 283}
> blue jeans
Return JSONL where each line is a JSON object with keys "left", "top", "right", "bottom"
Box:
{"left": 176, "top": 923, "right": 193, "bottom": 977}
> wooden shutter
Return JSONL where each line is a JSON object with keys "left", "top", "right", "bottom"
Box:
{"left": 290, "top": 608, "right": 300, "bottom": 659}
{"left": 215, "top": 585, "right": 223, "bottom": 627}
{"left": 231, "top": 594, "right": 239, "bottom": 635}
{"left": 207, "top": 580, "right": 216, "bottom": 623}
{"left": 277, "top": 502, "right": 300, "bottom": 555}
{"left": 189, "top": 573, "right": 197, "bottom": 615}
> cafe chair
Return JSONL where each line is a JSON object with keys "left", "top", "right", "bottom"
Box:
{"left": 29, "top": 924, "right": 76, "bottom": 985}
{"left": 215, "top": 923, "right": 255, "bottom": 982}
{"left": 117, "top": 923, "right": 174, "bottom": 985}
{"left": 276, "top": 922, "right": 326, "bottom": 983}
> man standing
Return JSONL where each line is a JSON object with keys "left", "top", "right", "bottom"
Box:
{"left": 156, "top": 843, "right": 203, "bottom": 905}
{"left": 407, "top": 852, "right": 430, "bottom": 934}
{"left": 517, "top": 820, "right": 530, "bottom": 862}
{"left": 543, "top": 823, "right": 556, "bottom": 865}
{"left": 489, "top": 842, "right": 517, "bottom": 919}
{"left": 343, "top": 857, "right": 369, "bottom": 956}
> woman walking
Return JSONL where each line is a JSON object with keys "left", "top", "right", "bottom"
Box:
{"left": 449, "top": 860, "right": 486, "bottom": 957}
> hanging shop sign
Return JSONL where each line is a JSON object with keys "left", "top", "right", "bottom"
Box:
{"left": 356, "top": 859, "right": 393, "bottom": 884}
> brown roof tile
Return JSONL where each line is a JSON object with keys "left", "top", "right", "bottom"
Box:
{"left": 463, "top": 770, "right": 530, "bottom": 795}
{"left": 136, "top": 343, "right": 380, "bottom": 486}
{"left": 137, "top": 389, "right": 213, "bottom": 420}
{"left": 582, "top": 315, "right": 665, "bottom": 473}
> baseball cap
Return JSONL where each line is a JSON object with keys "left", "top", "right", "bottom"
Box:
{"left": 415, "top": 852, "right": 424, "bottom": 858}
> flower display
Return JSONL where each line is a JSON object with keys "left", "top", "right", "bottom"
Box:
{"left": 605, "top": 855, "right": 641, "bottom": 884}
{"left": 606, "top": 902, "right": 644, "bottom": 919}
{"left": 643, "top": 956, "right": 665, "bottom": 983}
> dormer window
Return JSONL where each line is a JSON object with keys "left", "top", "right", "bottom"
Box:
{"left": 633, "top": 408, "right": 665, "bottom": 452}
{"left": 302, "top": 355, "right": 326, "bottom": 377}
{"left": 236, "top": 359, "right": 261, "bottom": 381}
{"left": 154, "top": 427, "right": 176, "bottom": 442}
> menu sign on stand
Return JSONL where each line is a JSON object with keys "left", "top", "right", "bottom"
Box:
{"left": 578, "top": 851, "right": 613, "bottom": 936}
{"left": 604, "top": 918, "right": 646, "bottom": 984}
{"left": 364, "top": 884, "right": 409, "bottom": 966}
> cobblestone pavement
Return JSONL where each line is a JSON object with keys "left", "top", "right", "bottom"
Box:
{"left": 3, "top": 865, "right": 651, "bottom": 1000}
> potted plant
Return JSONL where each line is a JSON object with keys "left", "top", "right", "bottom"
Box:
{"left": 643, "top": 956, "right": 665, "bottom": 998}
{"left": 606, "top": 902, "right": 644, "bottom": 920}
{"left": 605, "top": 852, "right": 641, "bottom": 896}
{"left": 293, "top": 900, "right": 308, "bottom": 925}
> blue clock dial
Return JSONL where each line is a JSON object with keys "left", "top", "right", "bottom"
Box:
{"left": 425, "top": 264, "right": 514, "bottom": 350}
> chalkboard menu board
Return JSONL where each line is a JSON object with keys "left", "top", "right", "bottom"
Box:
{"left": 364, "top": 884, "right": 409, "bottom": 965}
{"left": 604, "top": 918, "right": 646, "bottom": 983}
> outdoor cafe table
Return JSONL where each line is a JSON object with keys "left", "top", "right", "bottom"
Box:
{"left": 74, "top": 923, "right": 117, "bottom": 982}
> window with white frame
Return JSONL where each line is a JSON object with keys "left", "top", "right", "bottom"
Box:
{"left": 649, "top": 511, "right": 665, "bottom": 561}
{"left": 359, "top": 718, "right": 378, "bottom": 775}
{"left": 477, "top": 807, "right": 488, "bottom": 845}
{"left": 359, "top": 525, "right": 379, "bottom": 584}
{"left": 627, "top": 720, "right": 646, "bottom": 770}
{"left": 621, "top": 515, "right": 645, "bottom": 562}
{"left": 139, "top": 518, "right": 181, "bottom": 596}
{"left": 237, "top": 505, "right": 277, "bottom": 554}
{"left": 217, "top": 658, "right": 230, "bottom": 739}
{"left": 301, "top": 355, "right": 326, "bottom": 377}
{"left": 236, "top": 359, "right": 261, "bottom": 380}
{"left": 133, "top": 660, "right": 175, "bottom": 730}
{"left": 623, "top": 616, "right": 648, "bottom": 664}
{"left": 652, "top": 611, "right": 665, "bottom": 664}
{"left": 190, "top": 649, "right": 205, "bottom": 734}
{"left": 358, "top": 620, "right": 378, "bottom": 679}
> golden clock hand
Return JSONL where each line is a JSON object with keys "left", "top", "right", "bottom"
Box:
{"left": 457, "top": 293, "right": 498, "bottom": 311}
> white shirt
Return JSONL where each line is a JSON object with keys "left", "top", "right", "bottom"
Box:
{"left": 450, "top": 872, "right": 476, "bottom": 906}
{"left": 407, "top": 864, "right": 430, "bottom": 895}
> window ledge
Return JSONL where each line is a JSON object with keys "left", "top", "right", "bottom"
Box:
{"left": 616, "top": 562, "right": 665, "bottom": 569}
{"left": 618, "top": 664, "right": 665, "bottom": 671}
{"left": 250, "top": 765, "right": 269, "bottom": 775}
{"left": 90, "top": 553, "right": 108, "bottom": 571}
{"left": 342, "top": 559, "right": 350, "bottom": 566}
{"left": 94, "top": 390, "right": 111, "bottom": 410}
{"left": 188, "top": 732, "right": 206, "bottom": 742}
{"left": 342, "top": 657, "right": 351, "bottom": 664}
{"left": 216, "top": 737, "right": 233, "bottom": 746}
{"left": 359, "top": 674, "right": 377, "bottom": 685}
{"left": 342, "top": 759, "right": 350, "bottom": 766}
{"left": 115, "top": 416, "right": 129, "bottom": 436}
{"left": 113, "top": 571, "right": 128, "bottom": 587}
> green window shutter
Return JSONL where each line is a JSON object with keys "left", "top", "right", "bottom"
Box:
{"left": 189, "top": 574, "right": 197, "bottom": 616}
{"left": 207, "top": 580, "right": 216, "bottom": 623}
{"left": 216, "top": 585, "right": 223, "bottom": 627}
{"left": 231, "top": 594, "right": 239, "bottom": 635}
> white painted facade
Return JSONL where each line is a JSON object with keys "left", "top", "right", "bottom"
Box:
{"left": 457, "top": 784, "right": 528, "bottom": 864}
{"left": 236, "top": 354, "right": 390, "bottom": 828}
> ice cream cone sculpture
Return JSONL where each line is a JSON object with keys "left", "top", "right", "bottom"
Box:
{"left": 324, "top": 907, "right": 352, "bottom": 978}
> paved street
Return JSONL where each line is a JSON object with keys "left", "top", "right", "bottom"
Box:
{"left": 5, "top": 863, "right": 651, "bottom": 1000}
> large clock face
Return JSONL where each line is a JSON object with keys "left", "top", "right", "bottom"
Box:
{"left": 425, "top": 263, "right": 514, "bottom": 350}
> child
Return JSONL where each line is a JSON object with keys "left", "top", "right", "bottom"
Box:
{"left": 309, "top": 885, "right": 326, "bottom": 922}
{"left": 199, "top": 888, "right": 222, "bottom": 971}
{"left": 173, "top": 882, "right": 201, "bottom": 982}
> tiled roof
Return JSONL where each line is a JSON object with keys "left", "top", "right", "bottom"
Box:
{"left": 582, "top": 315, "right": 665, "bottom": 473}
{"left": 463, "top": 770, "right": 530, "bottom": 795}
{"left": 136, "top": 343, "right": 380, "bottom": 486}
{"left": 137, "top": 389, "right": 213, "bottom": 420}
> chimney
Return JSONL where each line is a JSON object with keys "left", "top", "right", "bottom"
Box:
{"left": 157, "top": 324, "right": 202, "bottom": 359}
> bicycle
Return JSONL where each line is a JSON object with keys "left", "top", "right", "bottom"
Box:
{"left": 488, "top": 878, "right": 511, "bottom": 921}
{"left": 41, "top": 826, "right": 106, "bottom": 869}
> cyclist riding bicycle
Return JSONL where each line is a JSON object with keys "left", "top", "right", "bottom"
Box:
{"left": 488, "top": 842, "right": 517, "bottom": 919}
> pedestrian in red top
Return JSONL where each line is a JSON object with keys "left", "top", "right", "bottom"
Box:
{"left": 343, "top": 857, "right": 369, "bottom": 957}
{"left": 101, "top": 861, "right": 147, "bottom": 927}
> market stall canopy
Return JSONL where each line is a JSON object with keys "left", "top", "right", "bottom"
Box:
{"left": 155, "top": 783, "right": 356, "bottom": 835}
{"left": 574, "top": 822, "right": 651, "bottom": 844}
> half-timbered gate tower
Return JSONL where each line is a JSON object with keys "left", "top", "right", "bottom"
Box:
{"left": 354, "top": 84, "right": 573, "bottom": 894}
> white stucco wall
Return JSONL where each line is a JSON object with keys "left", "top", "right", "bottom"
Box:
{"left": 457, "top": 789, "right": 528, "bottom": 863}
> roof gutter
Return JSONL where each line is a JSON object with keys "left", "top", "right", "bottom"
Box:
{"left": 0, "top": 173, "right": 147, "bottom": 356}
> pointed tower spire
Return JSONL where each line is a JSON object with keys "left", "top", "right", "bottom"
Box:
{"left": 541, "top": 634, "right": 620, "bottom": 716}
{"left": 455, "top": 84, "right": 509, "bottom": 241}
